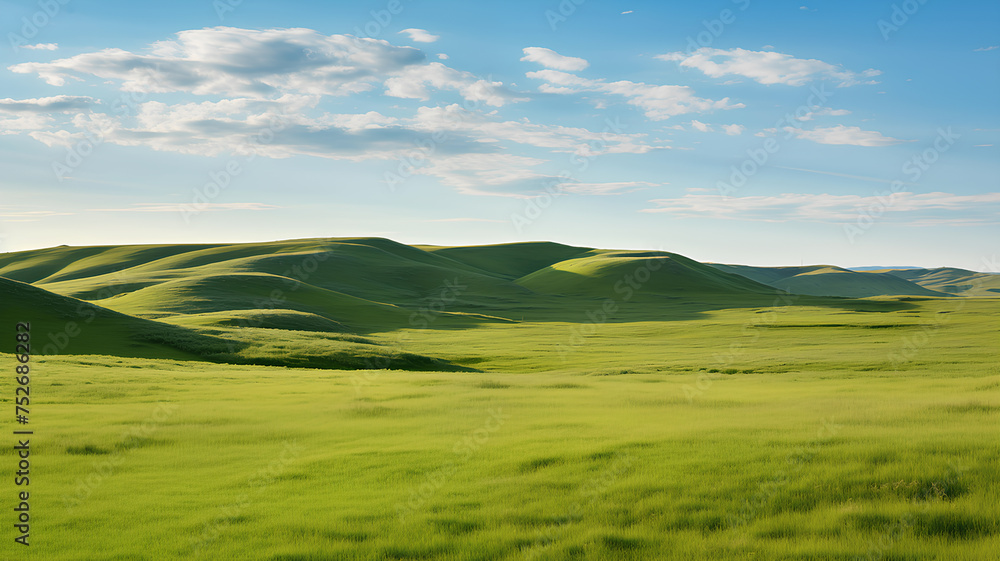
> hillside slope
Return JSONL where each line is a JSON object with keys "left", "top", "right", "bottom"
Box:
{"left": 518, "top": 250, "right": 776, "bottom": 298}
{"left": 423, "top": 242, "right": 593, "bottom": 280}
{"left": 876, "top": 267, "right": 1000, "bottom": 297}
{"left": 0, "top": 277, "right": 235, "bottom": 360}
{"left": 710, "top": 264, "right": 951, "bottom": 298}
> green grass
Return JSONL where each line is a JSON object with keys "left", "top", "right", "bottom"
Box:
{"left": 0, "top": 237, "right": 996, "bottom": 559}
{"left": 3, "top": 348, "right": 995, "bottom": 560}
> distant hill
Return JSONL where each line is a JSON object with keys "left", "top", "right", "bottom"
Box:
{"left": 421, "top": 241, "right": 592, "bottom": 279}
{"left": 2, "top": 237, "right": 983, "bottom": 370}
{"left": 848, "top": 266, "right": 922, "bottom": 272}
{"left": 519, "top": 250, "right": 775, "bottom": 298}
{"left": 875, "top": 267, "right": 1000, "bottom": 297}
{"left": 708, "top": 264, "right": 952, "bottom": 299}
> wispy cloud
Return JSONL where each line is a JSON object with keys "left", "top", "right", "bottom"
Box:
{"left": 642, "top": 191, "right": 1000, "bottom": 223}
{"left": 423, "top": 218, "right": 505, "bottom": 223}
{"left": 521, "top": 47, "right": 589, "bottom": 71}
{"left": 89, "top": 203, "right": 281, "bottom": 212}
{"left": 783, "top": 125, "right": 911, "bottom": 146}
{"left": 398, "top": 28, "right": 439, "bottom": 43}
{"left": 974, "top": 45, "right": 998, "bottom": 52}
{"left": 0, "top": 210, "right": 75, "bottom": 222}
{"left": 558, "top": 181, "right": 658, "bottom": 195}
{"left": 775, "top": 166, "right": 917, "bottom": 186}
{"left": 0, "top": 95, "right": 98, "bottom": 112}
{"left": 526, "top": 69, "right": 743, "bottom": 120}
{"left": 22, "top": 43, "right": 58, "bottom": 50}
{"left": 656, "top": 48, "right": 881, "bottom": 87}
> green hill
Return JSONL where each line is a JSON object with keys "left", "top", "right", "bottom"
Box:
{"left": 422, "top": 241, "right": 593, "bottom": 279}
{"left": 2, "top": 237, "right": 974, "bottom": 371}
{"left": 876, "top": 267, "right": 1000, "bottom": 297}
{"left": 0, "top": 276, "right": 235, "bottom": 360}
{"left": 709, "top": 264, "right": 951, "bottom": 298}
{"left": 517, "top": 250, "right": 776, "bottom": 298}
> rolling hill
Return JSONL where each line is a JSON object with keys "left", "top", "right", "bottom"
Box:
{"left": 875, "top": 267, "right": 1000, "bottom": 297}
{"left": 709, "top": 264, "right": 952, "bottom": 298}
{"left": 1, "top": 237, "right": 981, "bottom": 369}
{"left": 518, "top": 250, "right": 775, "bottom": 298}
{"left": 0, "top": 276, "right": 235, "bottom": 360}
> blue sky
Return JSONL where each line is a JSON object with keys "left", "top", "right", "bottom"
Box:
{"left": 0, "top": 0, "right": 997, "bottom": 269}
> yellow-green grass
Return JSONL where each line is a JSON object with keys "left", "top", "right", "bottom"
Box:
{"left": 0, "top": 238, "right": 997, "bottom": 559}
{"left": 1, "top": 349, "right": 995, "bottom": 560}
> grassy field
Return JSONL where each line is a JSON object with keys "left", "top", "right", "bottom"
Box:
{"left": 0, "top": 239, "right": 997, "bottom": 559}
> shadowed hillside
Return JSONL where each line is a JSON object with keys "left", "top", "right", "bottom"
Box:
{"left": 0, "top": 237, "right": 974, "bottom": 370}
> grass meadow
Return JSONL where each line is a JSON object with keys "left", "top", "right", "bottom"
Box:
{"left": 3, "top": 293, "right": 997, "bottom": 560}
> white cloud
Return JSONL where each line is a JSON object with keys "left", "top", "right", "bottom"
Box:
{"left": 974, "top": 45, "right": 999, "bottom": 52}
{"left": 784, "top": 125, "right": 910, "bottom": 147}
{"left": 15, "top": 27, "right": 520, "bottom": 108}
{"left": 656, "top": 48, "right": 881, "bottom": 87}
{"left": 797, "top": 106, "right": 851, "bottom": 121}
{"left": 558, "top": 181, "right": 656, "bottom": 195}
{"left": 90, "top": 203, "right": 279, "bottom": 212}
{"left": 399, "top": 28, "right": 440, "bottom": 43}
{"left": 44, "top": 96, "right": 488, "bottom": 161}
{"left": 721, "top": 123, "right": 745, "bottom": 135}
{"left": 527, "top": 69, "right": 743, "bottom": 120}
{"left": 520, "top": 47, "right": 589, "bottom": 71}
{"left": 409, "top": 104, "right": 657, "bottom": 156}
{"left": 0, "top": 95, "right": 97, "bottom": 112}
{"left": 22, "top": 43, "right": 58, "bottom": 50}
{"left": 437, "top": 53, "right": 449, "bottom": 60}
{"left": 384, "top": 62, "right": 527, "bottom": 107}
{"left": 0, "top": 114, "right": 53, "bottom": 135}
{"left": 690, "top": 119, "right": 712, "bottom": 132}
{"left": 10, "top": 27, "right": 427, "bottom": 97}
{"left": 412, "top": 153, "right": 552, "bottom": 197}
{"left": 642, "top": 191, "right": 1000, "bottom": 223}
{"left": 0, "top": 96, "right": 98, "bottom": 135}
